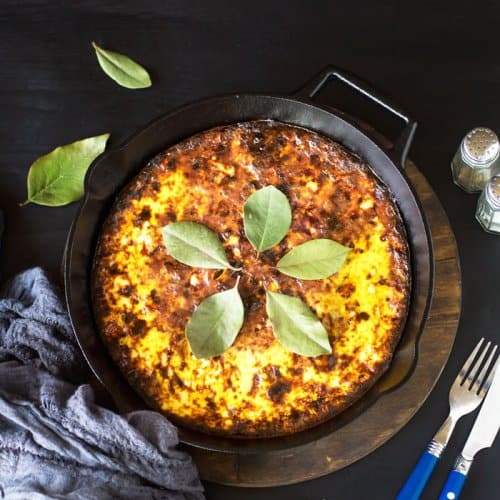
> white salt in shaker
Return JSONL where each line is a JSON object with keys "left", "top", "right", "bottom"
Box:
{"left": 476, "top": 174, "right": 500, "bottom": 234}
{"left": 451, "top": 128, "right": 500, "bottom": 193}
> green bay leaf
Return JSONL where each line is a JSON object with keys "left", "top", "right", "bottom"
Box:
{"left": 92, "top": 42, "right": 152, "bottom": 89}
{"left": 266, "top": 291, "right": 332, "bottom": 357}
{"left": 186, "top": 283, "right": 244, "bottom": 358}
{"left": 277, "top": 239, "right": 351, "bottom": 279}
{"left": 22, "top": 133, "right": 110, "bottom": 207}
{"left": 162, "top": 221, "right": 238, "bottom": 270}
{"left": 243, "top": 185, "right": 292, "bottom": 252}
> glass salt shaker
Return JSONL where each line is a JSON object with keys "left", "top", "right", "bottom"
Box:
{"left": 451, "top": 127, "right": 500, "bottom": 193}
{"left": 476, "top": 174, "right": 500, "bottom": 234}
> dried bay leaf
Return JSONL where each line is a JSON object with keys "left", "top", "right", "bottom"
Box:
{"left": 266, "top": 291, "right": 331, "bottom": 356}
{"left": 277, "top": 239, "right": 351, "bottom": 279}
{"left": 186, "top": 282, "right": 244, "bottom": 358}
{"left": 243, "top": 185, "right": 292, "bottom": 252}
{"left": 21, "top": 133, "right": 110, "bottom": 207}
{"left": 162, "top": 221, "right": 239, "bottom": 270}
{"left": 92, "top": 42, "right": 152, "bottom": 89}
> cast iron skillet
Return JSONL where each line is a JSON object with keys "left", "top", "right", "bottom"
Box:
{"left": 64, "top": 66, "right": 434, "bottom": 453}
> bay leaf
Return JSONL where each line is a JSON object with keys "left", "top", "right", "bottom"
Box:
{"left": 21, "top": 133, "right": 110, "bottom": 207}
{"left": 277, "top": 239, "right": 351, "bottom": 279}
{"left": 186, "top": 283, "right": 244, "bottom": 359}
{"left": 92, "top": 42, "right": 152, "bottom": 89}
{"left": 266, "top": 291, "right": 332, "bottom": 356}
{"left": 243, "top": 185, "right": 292, "bottom": 252}
{"left": 162, "top": 221, "right": 239, "bottom": 270}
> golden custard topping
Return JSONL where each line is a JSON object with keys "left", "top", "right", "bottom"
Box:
{"left": 92, "top": 120, "right": 410, "bottom": 437}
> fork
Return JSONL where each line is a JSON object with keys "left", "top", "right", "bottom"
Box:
{"left": 397, "top": 338, "right": 498, "bottom": 500}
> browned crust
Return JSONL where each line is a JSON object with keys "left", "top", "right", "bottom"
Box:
{"left": 92, "top": 120, "right": 410, "bottom": 438}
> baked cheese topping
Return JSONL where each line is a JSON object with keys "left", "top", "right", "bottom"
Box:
{"left": 92, "top": 120, "right": 410, "bottom": 437}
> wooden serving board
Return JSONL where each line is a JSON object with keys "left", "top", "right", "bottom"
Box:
{"left": 182, "top": 160, "right": 462, "bottom": 487}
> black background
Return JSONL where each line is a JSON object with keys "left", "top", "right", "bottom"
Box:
{"left": 1, "top": 1, "right": 499, "bottom": 498}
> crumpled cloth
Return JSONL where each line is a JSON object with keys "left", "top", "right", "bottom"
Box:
{"left": 0, "top": 267, "right": 204, "bottom": 500}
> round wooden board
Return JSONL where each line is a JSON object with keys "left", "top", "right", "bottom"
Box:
{"left": 182, "top": 160, "right": 462, "bottom": 487}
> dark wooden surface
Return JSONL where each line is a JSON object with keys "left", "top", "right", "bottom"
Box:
{"left": 187, "top": 159, "right": 461, "bottom": 486}
{"left": 1, "top": 1, "right": 499, "bottom": 498}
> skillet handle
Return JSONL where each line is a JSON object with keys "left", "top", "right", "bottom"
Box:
{"left": 294, "top": 66, "right": 417, "bottom": 170}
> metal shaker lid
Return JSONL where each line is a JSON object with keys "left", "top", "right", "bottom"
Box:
{"left": 461, "top": 128, "right": 500, "bottom": 166}
{"left": 486, "top": 174, "right": 500, "bottom": 208}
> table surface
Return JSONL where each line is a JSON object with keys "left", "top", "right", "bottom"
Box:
{"left": 1, "top": 1, "right": 499, "bottom": 498}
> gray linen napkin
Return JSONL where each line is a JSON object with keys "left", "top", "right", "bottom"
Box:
{"left": 0, "top": 267, "right": 204, "bottom": 500}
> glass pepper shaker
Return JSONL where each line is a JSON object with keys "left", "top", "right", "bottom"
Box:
{"left": 451, "top": 127, "right": 500, "bottom": 193}
{"left": 476, "top": 174, "right": 500, "bottom": 234}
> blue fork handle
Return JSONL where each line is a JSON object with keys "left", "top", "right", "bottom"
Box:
{"left": 396, "top": 451, "right": 439, "bottom": 500}
{"left": 438, "top": 470, "right": 467, "bottom": 500}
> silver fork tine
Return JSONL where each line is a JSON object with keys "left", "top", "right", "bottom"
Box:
{"left": 474, "top": 345, "right": 498, "bottom": 394}
{"left": 464, "top": 340, "right": 491, "bottom": 389}
{"left": 480, "top": 356, "right": 500, "bottom": 396}
{"left": 459, "top": 337, "right": 484, "bottom": 381}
